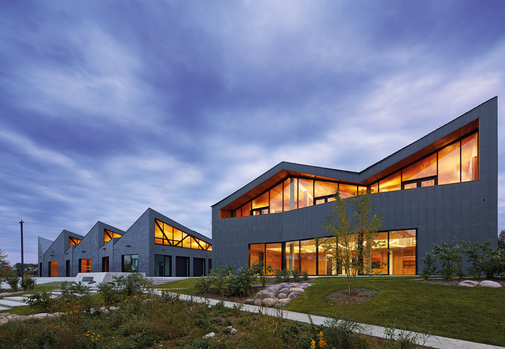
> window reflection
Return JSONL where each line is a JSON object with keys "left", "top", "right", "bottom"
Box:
{"left": 461, "top": 133, "right": 479, "bottom": 182}
{"left": 402, "top": 153, "right": 437, "bottom": 181}
{"left": 69, "top": 237, "right": 81, "bottom": 247}
{"left": 285, "top": 241, "right": 299, "bottom": 271}
{"left": 339, "top": 183, "right": 357, "bottom": 198}
{"left": 270, "top": 183, "right": 283, "bottom": 213}
{"left": 104, "top": 230, "right": 122, "bottom": 244}
{"left": 300, "top": 240, "right": 317, "bottom": 275}
{"left": 266, "top": 243, "right": 282, "bottom": 271}
{"left": 298, "top": 179, "right": 314, "bottom": 209}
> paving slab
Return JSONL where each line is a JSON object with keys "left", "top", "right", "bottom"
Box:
{"left": 3, "top": 297, "right": 26, "bottom": 303}
{"left": 0, "top": 299, "right": 26, "bottom": 308}
{"left": 0, "top": 306, "right": 10, "bottom": 311}
{"left": 162, "top": 292, "right": 504, "bottom": 349}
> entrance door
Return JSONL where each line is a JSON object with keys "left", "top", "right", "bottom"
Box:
{"left": 176, "top": 256, "right": 189, "bottom": 277}
{"left": 66, "top": 260, "right": 70, "bottom": 277}
{"left": 102, "top": 257, "right": 109, "bottom": 272}
{"left": 193, "top": 258, "right": 205, "bottom": 277}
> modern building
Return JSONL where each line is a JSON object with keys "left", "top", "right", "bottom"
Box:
{"left": 38, "top": 208, "right": 212, "bottom": 278}
{"left": 212, "top": 98, "right": 498, "bottom": 275}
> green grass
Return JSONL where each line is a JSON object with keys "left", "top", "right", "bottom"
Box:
{"left": 156, "top": 278, "right": 198, "bottom": 294}
{"left": 287, "top": 276, "right": 505, "bottom": 346}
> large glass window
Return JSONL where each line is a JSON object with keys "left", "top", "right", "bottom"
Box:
{"left": 265, "top": 243, "right": 282, "bottom": 271}
{"left": 283, "top": 178, "right": 297, "bottom": 212}
{"left": 249, "top": 244, "right": 265, "bottom": 266}
{"left": 252, "top": 192, "right": 269, "bottom": 210}
{"left": 300, "top": 240, "right": 317, "bottom": 275}
{"left": 379, "top": 171, "right": 401, "bottom": 192}
{"left": 298, "top": 179, "right": 314, "bottom": 209}
{"left": 285, "top": 240, "right": 299, "bottom": 271}
{"left": 122, "top": 254, "right": 139, "bottom": 272}
{"left": 438, "top": 142, "right": 461, "bottom": 185}
{"left": 339, "top": 183, "right": 358, "bottom": 198}
{"left": 389, "top": 230, "right": 416, "bottom": 275}
{"left": 315, "top": 181, "right": 338, "bottom": 198}
{"left": 270, "top": 183, "right": 283, "bottom": 214}
{"left": 461, "top": 133, "right": 479, "bottom": 182}
{"left": 155, "top": 219, "right": 212, "bottom": 251}
{"left": 367, "top": 232, "right": 389, "bottom": 275}
{"left": 402, "top": 153, "right": 437, "bottom": 182}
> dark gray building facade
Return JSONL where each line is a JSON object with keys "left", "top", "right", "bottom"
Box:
{"left": 212, "top": 98, "right": 498, "bottom": 275}
{"left": 38, "top": 208, "right": 212, "bottom": 277}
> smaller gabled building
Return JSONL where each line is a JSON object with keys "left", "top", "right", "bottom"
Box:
{"left": 38, "top": 208, "right": 212, "bottom": 278}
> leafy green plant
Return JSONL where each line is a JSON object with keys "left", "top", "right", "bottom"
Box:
{"left": 302, "top": 270, "right": 309, "bottom": 281}
{"left": 20, "top": 275, "right": 37, "bottom": 290}
{"left": 7, "top": 275, "right": 19, "bottom": 291}
{"left": 250, "top": 261, "right": 273, "bottom": 287}
{"left": 226, "top": 265, "right": 255, "bottom": 296}
{"left": 280, "top": 268, "right": 290, "bottom": 282}
{"left": 24, "top": 290, "right": 54, "bottom": 312}
{"left": 274, "top": 267, "right": 283, "bottom": 282}
{"left": 431, "top": 238, "right": 462, "bottom": 281}
{"left": 193, "top": 275, "right": 213, "bottom": 293}
{"left": 321, "top": 312, "right": 363, "bottom": 349}
{"left": 112, "top": 271, "right": 154, "bottom": 297}
{"left": 291, "top": 268, "right": 301, "bottom": 282}
{"left": 420, "top": 251, "right": 437, "bottom": 280}
{"left": 97, "top": 281, "right": 120, "bottom": 307}
{"left": 383, "top": 322, "right": 430, "bottom": 349}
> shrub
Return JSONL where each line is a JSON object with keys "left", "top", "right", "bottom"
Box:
{"left": 383, "top": 322, "right": 430, "bottom": 349}
{"left": 274, "top": 267, "right": 283, "bottom": 282}
{"left": 226, "top": 265, "right": 255, "bottom": 297}
{"left": 20, "top": 275, "right": 36, "bottom": 290}
{"left": 24, "top": 290, "right": 54, "bottom": 312}
{"left": 113, "top": 271, "right": 154, "bottom": 297}
{"left": 291, "top": 268, "right": 301, "bottom": 282}
{"left": 194, "top": 275, "right": 213, "bottom": 294}
{"left": 280, "top": 268, "right": 290, "bottom": 282}
{"left": 321, "top": 312, "right": 363, "bottom": 349}
{"left": 250, "top": 261, "right": 273, "bottom": 287}
{"left": 98, "top": 281, "right": 120, "bottom": 307}
{"left": 431, "top": 238, "right": 462, "bottom": 281}
{"left": 420, "top": 251, "right": 437, "bottom": 280}
{"left": 7, "top": 275, "right": 19, "bottom": 291}
{"left": 302, "top": 270, "right": 309, "bottom": 281}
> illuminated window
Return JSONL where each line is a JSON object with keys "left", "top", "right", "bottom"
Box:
{"left": 461, "top": 133, "right": 479, "bottom": 182}
{"left": 104, "top": 230, "right": 122, "bottom": 244}
{"left": 283, "top": 178, "right": 297, "bottom": 212}
{"left": 379, "top": 171, "right": 401, "bottom": 192}
{"left": 298, "top": 179, "right": 314, "bottom": 209}
{"left": 270, "top": 183, "right": 283, "bottom": 213}
{"left": 402, "top": 153, "right": 437, "bottom": 182}
{"left": 300, "top": 240, "right": 317, "bottom": 275}
{"left": 404, "top": 183, "right": 417, "bottom": 190}
{"left": 69, "top": 237, "right": 81, "bottom": 247}
{"left": 49, "top": 261, "right": 58, "bottom": 277}
{"left": 339, "top": 183, "right": 358, "bottom": 198}
{"left": 315, "top": 180, "right": 338, "bottom": 198}
{"left": 79, "top": 259, "right": 91, "bottom": 273}
{"left": 438, "top": 142, "right": 461, "bottom": 185}
{"left": 266, "top": 243, "right": 282, "bottom": 271}
{"left": 285, "top": 240, "right": 299, "bottom": 271}
{"left": 154, "top": 219, "right": 212, "bottom": 251}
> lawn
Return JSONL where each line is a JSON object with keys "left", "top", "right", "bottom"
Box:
{"left": 162, "top": 276, "right": 505, "bottom": 346}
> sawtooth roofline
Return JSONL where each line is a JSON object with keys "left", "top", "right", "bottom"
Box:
{"left": 212, "top": 96, "right": 496, "bottom": 208}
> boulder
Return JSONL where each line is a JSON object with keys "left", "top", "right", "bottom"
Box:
{"left": 254, "top": 298, "right": 263, "bottom": 306}
{"left": 480, "top": 280, "right": 502, "bottom": 288}
{"left": 203, "top": 332, "right": 215, "bottom": 339}
{"left": 270, "top": 284, "right": 283, "bottom": 292}
{"left": 255, "top": 289, "right": 276, "bottom": 299}
{"left": 458, "top": 280, "right": 479, "bottom": 287}
{"left": 288, "top": 292, "right": 302, "bottom": 300}
{"left": 290, "top": 287, "right": 305, "bottom": 294}
{"left": 278, "top": 283, "right": 289, "bottom": 289}
{"left": 279, "top": 287, "right": 290, "bottom": 295}
{"left": 277, "top": 293, "right": 287, "bottom": 299}
{"left": 262, "top": 297, "right": 278, "bottom": 307}
{"left": 301, "top": 283, "right": 312, "bottom": 288}
{"left": 244, "top": 299, "right": 255, "bottom": 305}
{"left": 278, "top": 298, "right": 291, "bottom": 304}
{"left": 289, "top": 283, "right": 301, "bottom": 288}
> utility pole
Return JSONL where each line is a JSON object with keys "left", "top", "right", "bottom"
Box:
{"left": 20, "top": 220, "right": 24, "bottom": 279}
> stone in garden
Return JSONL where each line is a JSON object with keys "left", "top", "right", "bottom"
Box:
{"left": 290, "top": 287, "right": 305, "bottom": 294}
{"left": 262, "top": 297, "right": 278, "bottom": 307}
{"left": 254, "top": 298, "right": 263, "bottom": 306}
{"left": 458, "top": 280, "right": 479, "bottom": 287}
{"left": 275, "top": 303, "right": 286, "bottom": 309}
{"left": 480, "top": 280, "right": 502, "bottom": 288}
{"left": 277, "top": 293, "right": 287, "bottom": 299}
{"left": 301, "top": 283, "right": 312, "bottom": 288}
{"left": 244, "top": 299, "right": 255, "bottom": 305}
{"left": 270, "top": 284, "right": 283, "bottom": 292}
{"left": 278, "top": 298, "right": 291, "bottom": 304}
{"left": 203, "top": 332, "right": 215, "bottom": 339}
{"left": 289, "top": 283, "right": 300, "bottom": 287}
{"left": 288, "top": 292, "right": 302, "bottom": 300}
{"left": 279, "top": 283, "right": 289, "bottom": 289}
{"left": 255, "top": 289, "right": 275, "bottom": 299}
{"left": 230, "top": 328, "right": 237, "bottom": 334}
{"left": 279, "top": 287, "right": 290, "bottom": 295}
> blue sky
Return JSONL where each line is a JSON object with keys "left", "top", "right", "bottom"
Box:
{"left": 1, "top": 0, "right": 504, "bottom": 264}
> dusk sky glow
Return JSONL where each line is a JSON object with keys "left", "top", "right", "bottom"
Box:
{"left": 1, "top": 1, "right": 505, "bottom": 265}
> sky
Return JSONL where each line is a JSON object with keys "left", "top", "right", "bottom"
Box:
{"left": 1, "top": 0, "right": 505, "bottom": 265}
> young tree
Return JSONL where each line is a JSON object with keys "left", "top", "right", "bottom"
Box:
{"left": 0, "top": 247, "right": 12, "bottom": 283}
{"left": 321, "top": 190, "right": 383, "bottom": 295}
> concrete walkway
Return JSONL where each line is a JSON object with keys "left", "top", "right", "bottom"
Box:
{"left": 164, "top": 293, "right": 504, "bottom": 349}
